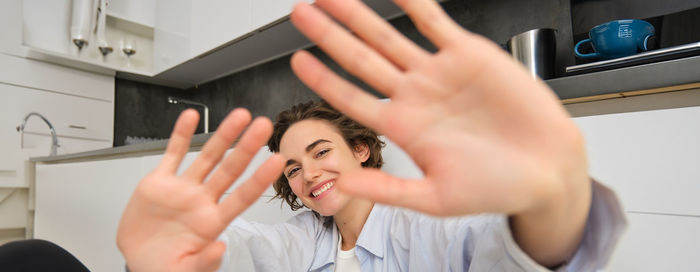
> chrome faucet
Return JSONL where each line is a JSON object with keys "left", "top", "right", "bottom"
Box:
{"left": 168, "top": 97, "right": 209, "bottom": 134}
{"left": 16, "top": 112, "right": 60, "bottom": 156}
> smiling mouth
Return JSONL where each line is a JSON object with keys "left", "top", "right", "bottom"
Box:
{"left": 311, "top": 181, "right": 335, "bottom": 198}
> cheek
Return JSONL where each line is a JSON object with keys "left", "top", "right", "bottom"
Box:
{"left": 288, "top": 178, "right": 304, "bottom": 197}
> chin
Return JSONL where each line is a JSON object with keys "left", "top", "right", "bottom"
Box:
{"left": 313, "top": 205, "right": 340, "bottom": 217}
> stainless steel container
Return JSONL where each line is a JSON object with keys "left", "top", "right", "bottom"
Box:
{"left": 507, "top": 28, "right": 557, "bottom": 80}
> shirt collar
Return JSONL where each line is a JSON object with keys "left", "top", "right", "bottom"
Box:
{"left": 355, "top": 204, "right": 385, "bottom": 259}
{"left": 309, "top": 220, "right": 338, "bottom": 271}
{"left": 308, "top": 204, "right": 387, "bottom": 270}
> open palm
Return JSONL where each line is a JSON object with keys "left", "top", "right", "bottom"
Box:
{"left": 289, "top": 0, "right": 589, "bottom": 217}
{"left": 117, "top": 109, "right": 285, "bottom": 271}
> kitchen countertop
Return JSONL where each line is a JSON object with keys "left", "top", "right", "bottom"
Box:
{"left": 31, "top": 133, "right": 216, "bottom": 164}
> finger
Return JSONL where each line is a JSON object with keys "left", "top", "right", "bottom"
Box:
{"left": 290, "top": 2, "right": 404, "bottom": 97}
{"left": 184, "top": 109, "right": 252, "bottom": 182}
{"left": 395, "top": 0, "right": 468, "bottom": 49}
{"left": 205, "top": 117, "right": 274, "bottom": 197}
{"left": 291, "top": 50, "right": 384, "bottom": 132}
{"left": 157, "top": 109, "right": 199, "bottom": 174}
{"left": 195, "top": 241, "right": 226, "bottom": 272}
{"left": 218, "top": 154, "right": 286, "bottom": 223}
{"left": 315, "top": 0, "right": 430, "bottom": 70}
{"left": 335, "top": 169, "right": 440, "bottom": 214}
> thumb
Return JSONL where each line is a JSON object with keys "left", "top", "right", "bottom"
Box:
{"left": 195, "top": 241, "right": 226, "bottom": 272}
{"left": 336, "top": 169, "right": 437, "bottom": 213}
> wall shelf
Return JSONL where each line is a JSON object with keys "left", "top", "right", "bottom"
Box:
{"left": 546, "top": 54, "right": 700, "bottom": 101}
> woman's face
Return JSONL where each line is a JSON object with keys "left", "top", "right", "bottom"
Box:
{"left": 280, "top": 119, "right": 369, "bottom": 216}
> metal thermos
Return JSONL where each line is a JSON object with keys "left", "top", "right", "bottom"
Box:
{"left": 507, "top": 28, "right": 557, "bottom": 80}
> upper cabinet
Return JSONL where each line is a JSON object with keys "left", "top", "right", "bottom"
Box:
{"left": 18, "top": 0, "right": 407, "bottom": 89}
{"left": 154, "top": 0, "right": 405, "bottom": 88}
{"left": 106, "top": 0, "right": 156, "bottom": 27}
{"left": 20, "top": 0, "right": 155, "bottom": 76}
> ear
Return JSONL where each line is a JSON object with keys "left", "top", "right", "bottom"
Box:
{"left": 352, "top": 143, "right": 371, "bottom": 163}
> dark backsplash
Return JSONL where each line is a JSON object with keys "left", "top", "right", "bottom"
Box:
{"left": 114, "top": 0, "right": 580, "bottom": 146}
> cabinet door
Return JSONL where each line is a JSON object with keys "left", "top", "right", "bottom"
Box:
{"left": 251, "top": 0, "right": 290, "bottom": 30}
{"left": 574, "top": 106, "right": 700, "bottom": 217}
{"left": 34, "top": 157, "right": 143, "bottom": 272}
{"left": 0, "top": 0, "right": 23, "bottom": 56}
{"left": 189, "top": 0, "right": 252, "bottom": 58}
{"left": 152, "top": 0, "right": 192, "bottom": 73}
{"left": 0, "top": 84, "right": 113, "bottom": 141}
{"left": 0, "top": 53, "right": 114, "bottom": 101}
{"left": 22, "top": 0, "right": 72, "bottom": 55}
{"left": 107, "top": 0, "right": 156, "bottom": 27}
{"left": 574, "top": 106, "right": 700, "bottom": 271}
{"left": 606, "top": 213, "right": 700, "bottom": 271}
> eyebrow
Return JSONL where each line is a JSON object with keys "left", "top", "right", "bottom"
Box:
{"left": 285, "top": 139, "right": 331, "bottom": 167}
{"left": 306, "top": 139, "right": 331, "bottom": 152}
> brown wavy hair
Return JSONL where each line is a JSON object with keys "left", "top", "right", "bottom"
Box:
{"left": 267, "top": 100, "right": 384, "bottom": 211}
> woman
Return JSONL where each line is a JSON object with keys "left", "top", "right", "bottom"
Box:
{"left": 117, "top": 0, "right": 624, "bottom": 271}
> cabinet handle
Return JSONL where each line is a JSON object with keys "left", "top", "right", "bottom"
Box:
{"left": 67, "top": 124, "right": 87, "bottom": 130}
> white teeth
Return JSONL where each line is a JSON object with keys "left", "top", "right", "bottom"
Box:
{"left": 312, "top": 181, "right": 334, "bottom": 197}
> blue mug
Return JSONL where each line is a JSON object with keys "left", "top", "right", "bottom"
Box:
{"left": 575, "top": 19, "right": 654, "bottom": 60}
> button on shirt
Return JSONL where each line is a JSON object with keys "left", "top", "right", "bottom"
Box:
{"left": 218, "top": 180, "right": 625, "bottom": 271}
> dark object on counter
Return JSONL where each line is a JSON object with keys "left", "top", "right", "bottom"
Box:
{"left": 507, "top": 28, "right": 557, "bottom": 80}
{"left": 0, "top": 239, "right": 90, "bottom": 271}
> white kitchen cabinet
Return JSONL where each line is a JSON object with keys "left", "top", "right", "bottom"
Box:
{"left": 251, "top": 0, "right": 297, "bottom": 30}
{"left": 0, "top": 0, "right": 23, "bottom": 56}
{"left": 0, "top": 75, "right": 113, "bottom": 186}
{"left": 0, "top": 50, "right": 114, "bottom": 101}
{"left": 151, "top": 0, "right": 192, "bottom": 74}
{"left": 153, "top": 0, "right": 409, "bottom": 88}
{"left": 9, "top": 0, "right": 409, "bottom": 88}
{"left": 0, "top": 189, "right": 29, "bottom": 229}
{"left": 572, "top": 103, "right": 700, "bottom": 270}
{"left": 0, "top": 54, "right": 114, "bottom": 189}
{"left": 20, "top": 0, "right": 154, "bottom": 76}
{"left": 34, "top": 146, "right": 301, "bottom": 271}
{"left": 0, "top": 45, "right": 114, "bottom": 243}
{"left": 21, "top": 0, "right": 72, "bottom": 56}
{"left": 606, "top": 212, "right": 700, "bottom": 272}
{"left": 189, "top": 0, "right": 252, "bottom": 60}
{"left": 35, "top": 157, "right": 143, "bottom": 272}
{"left": 1, "top": 84, "right": 113, "bottom": 141}
{"left": 107, "top": 0, "right": 157, "bottom": 28}
{"left": 574, "top": 106, "right": 700, "bottom": 217}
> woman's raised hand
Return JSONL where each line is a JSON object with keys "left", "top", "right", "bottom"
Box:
{"left": 289, "top": 0, "right": 589, "bottom": 218}
{"left": 117, "top": 109, "right": 285, "bottom": 272}
{"left": 289, "top": 0, "right": 591, "bottom": 265}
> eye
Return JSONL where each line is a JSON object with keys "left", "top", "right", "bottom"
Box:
{"left": 286, "top": 166, "right": 301, "bottom": 178}
{"left": 314, "top": 149, "right": 330, "bottom": 159}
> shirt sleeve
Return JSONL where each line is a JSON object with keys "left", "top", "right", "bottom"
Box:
{"left": 470, "top": 179, "right": 627, "bottom": 271}
{"left": 217, "top": 211, "right": 321, "bottom": 272}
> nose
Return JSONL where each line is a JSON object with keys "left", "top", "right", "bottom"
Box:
{"left": 302, "top": 160, "right": 322, "bottom": 183}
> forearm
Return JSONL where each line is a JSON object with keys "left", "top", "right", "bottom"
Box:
{"left": 510, "top": 172, "right": 592, "bottom": 268}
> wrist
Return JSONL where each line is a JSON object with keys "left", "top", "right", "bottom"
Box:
{"left": 511, "top": 165, "right": 591, "bottom": 267}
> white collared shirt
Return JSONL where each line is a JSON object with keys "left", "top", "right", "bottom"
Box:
{"left": 218, "top": 180, "right": 625, "bottom": 271}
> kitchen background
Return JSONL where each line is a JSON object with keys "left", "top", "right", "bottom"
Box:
{"left": 114, "top": 0, "right": 700, "bottom": 146}
{"left": 2, "top": 0, "right": 700, "bottom": 271}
